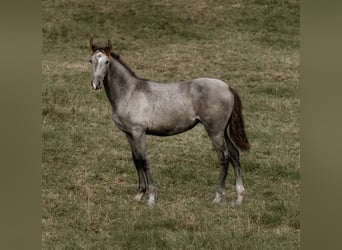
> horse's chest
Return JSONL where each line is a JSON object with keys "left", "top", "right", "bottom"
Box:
{"left": 112, "top": 109, "right": 142, "bottom": 133}
{"left": 111, "top": 113, "right": 128, "bottom": 132}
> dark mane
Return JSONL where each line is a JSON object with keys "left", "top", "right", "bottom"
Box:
{"left": 110, "top": 52, "right": 148, "bottom": 81}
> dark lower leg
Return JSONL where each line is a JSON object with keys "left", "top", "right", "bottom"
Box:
{"left": 213, "top": 155, "right": 229, "bottom": 203}
{"left": 126, "top": 132, "right": 151, "bottom": 203}
{"left": 208, "top": 132, "right": 229, "bottom": 203}
{"left": 227, "top": 140, "right": 245, "bottom": 204}
{"left": 133, "top": 158, "right": 147, "bottom": 193}
{"left": 134, "top": 167, "right": 147, "bottom": 201}
{"left": 232, "top": 161, "right": 245, "bottom": 204}
{"left": 217, "top": 159, "right": 228, "bottom": 194}
{"left": 143, "top": 164, "right": 156, "bottom": 206}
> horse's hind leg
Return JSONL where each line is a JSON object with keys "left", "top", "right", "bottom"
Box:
{"left": 206, "top": 131, "right": 229, "bottom": 204}
{"left": 225, "top": 134, "right": 245, "bottom": 205}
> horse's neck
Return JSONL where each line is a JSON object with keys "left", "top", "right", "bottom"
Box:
{"left": 104, "top": 59, "right": 136, "bottom": 110}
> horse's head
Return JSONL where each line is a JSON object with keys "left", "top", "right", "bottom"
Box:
{"left": 89, "top": 38, "right": 112, "bottom": 90}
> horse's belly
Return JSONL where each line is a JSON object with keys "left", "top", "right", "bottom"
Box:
{"left": 147, "top": 117, "right": 199, "bottom": 136}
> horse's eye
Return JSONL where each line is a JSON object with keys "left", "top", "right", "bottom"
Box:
{"left": 89, "top": 60, "right": 92, "bottom": 64}
{"left": 105, "top": 60, "right": 109, "bottom": 64}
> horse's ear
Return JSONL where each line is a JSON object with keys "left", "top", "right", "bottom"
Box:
{"left": 106, "top": 39, "right": 112, "bottom": 53}
{"left": 89, "top": 37, "right": 96, "bottom": 52}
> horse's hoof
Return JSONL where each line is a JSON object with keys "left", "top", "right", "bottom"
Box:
{"left": 231, "top": 200, "right": 243, "bottom": 206}
{"left": 147, "top": 195, "right": 155, "bottom": 207}
{"left": 213, "top": 198, "right": 221, "bottom": 204}
{"left": 134, "top": 192, "right": 144, "bottom": 202}
{"left": 212, "top": 192, "right": 223, "bottom": 204}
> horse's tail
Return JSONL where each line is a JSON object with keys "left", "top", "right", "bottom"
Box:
{"left": 228, "top": 87, "right": 251, "bottom": 152}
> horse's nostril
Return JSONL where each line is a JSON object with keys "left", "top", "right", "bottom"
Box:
{"left": 90, "top": 81, "right": 97, "bottom": 90}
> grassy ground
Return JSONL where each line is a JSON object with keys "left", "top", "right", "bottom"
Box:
{"left": 42, "top": 0, "right": 300, "bottom": 249}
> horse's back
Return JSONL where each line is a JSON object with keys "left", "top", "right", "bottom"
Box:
{"left": 191, "top": 78, "right": 230, "bottom": 93}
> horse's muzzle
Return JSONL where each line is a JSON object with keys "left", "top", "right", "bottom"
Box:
{"left": 91, "top": 81, "right": 102, "bottom": 91}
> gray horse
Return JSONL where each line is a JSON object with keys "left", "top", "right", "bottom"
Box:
{"left": 89, "top": 39, "right": 250, "bottom": 206}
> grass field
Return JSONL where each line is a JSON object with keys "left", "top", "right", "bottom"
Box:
{"left": 42, "top": 0, "right": 300, "bottom": 249}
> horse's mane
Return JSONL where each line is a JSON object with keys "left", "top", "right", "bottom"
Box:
{"left": 109, "top": 52, "right": 141, "bottom": 79}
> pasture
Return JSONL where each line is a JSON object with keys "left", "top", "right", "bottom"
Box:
{"left": 42, "top": 0, "right": 300, "bottom": 249}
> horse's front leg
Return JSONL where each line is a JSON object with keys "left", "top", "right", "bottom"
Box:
{"left": 126, "top": 131, "right": 156, "bottom": 207}
{"left": 126, "top": 133, "right": 147, "bottom": 201}
{"left": 133, "top": 163, "right": 147, "bottom": 202}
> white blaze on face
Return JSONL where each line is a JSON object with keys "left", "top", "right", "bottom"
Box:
{"left": 91, "top": 52, "right": 109, "bottom": 90}
{"left": 96, "top": 52, "right": 109, "bottom": 66}
{"left": 96, "top": 53, "right": 109, "bottom": 74}
{"left": 92, "top": 78, "right": 97, "bottom": 90}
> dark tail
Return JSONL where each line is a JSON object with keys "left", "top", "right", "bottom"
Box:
{"left": 228, "top": 87, "right": 251, "bottom": 152}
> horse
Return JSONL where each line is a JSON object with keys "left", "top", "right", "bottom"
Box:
{"left": 88, "top": 38, "right": 250, "bottom": 207}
